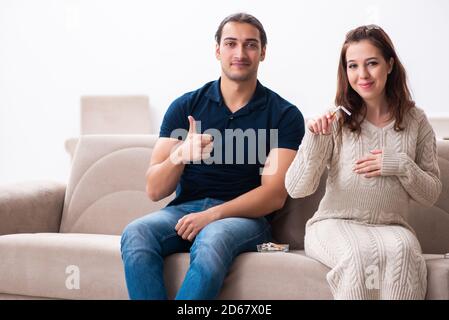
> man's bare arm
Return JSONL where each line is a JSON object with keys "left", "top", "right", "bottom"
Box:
{"left": 145, "top": 137, "right": 185, "bottom": 201}
{"left": 175, "top": 148, "right": 297, "bottom": 241}
{"left": 208, "top": 148, "right": 296, "bottom": 219}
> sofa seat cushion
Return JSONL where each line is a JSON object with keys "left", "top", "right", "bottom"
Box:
{"left": 166, "top": 252, "right": 449, "bottom": 300}
{"left": 164, "top": 250, "right": 333, "bottom": 300}
{"left": 425, "top": 255, "right": 449, "bottom": 300}
{"left": 0, "top": 232, "right": 331, "bottom": 300}
{"left": 0, "top": 233, "right": 127, "bottom": 299}
{"left": 1, "top": 233, "right": 447, "bottom": 300}
{"left": 221, "top": 250, "right": 333, "bottom": 299}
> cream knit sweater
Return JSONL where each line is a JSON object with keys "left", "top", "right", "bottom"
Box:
{"left": 285, "top": 107, "right": 442, "bottom": 299}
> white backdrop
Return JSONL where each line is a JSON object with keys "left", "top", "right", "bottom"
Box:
{"left": 1, "top": 0, "right": 448, "bottom": 184}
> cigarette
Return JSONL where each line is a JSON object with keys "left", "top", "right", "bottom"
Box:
{"left": 330, "top": 105, "right": 352, "bottom": 117}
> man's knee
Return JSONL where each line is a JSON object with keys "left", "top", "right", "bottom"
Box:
{"left": 121, "top": 220, "right": 143, "bottom": 252}
{"left": 121, "top": 215, "right": 160, "bottom": 251}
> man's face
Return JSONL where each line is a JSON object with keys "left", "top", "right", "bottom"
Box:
{"left": 216, "top": 22, "right": 266, "bottom": 82}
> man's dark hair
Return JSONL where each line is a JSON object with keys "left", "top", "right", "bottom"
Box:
{"left": 215, "top": 13, "right": 267, "bottom": 48}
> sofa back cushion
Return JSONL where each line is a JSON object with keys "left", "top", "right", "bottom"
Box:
{"left": 271, "top": 174, "right": 326, "bottom": 250}
{"left": 59, "top": 135, "right": 173, "bottom": 235}
{"left": 271, "top": 140, "right": 449, "bottom": 254}
{"left": 60, "top": 135, "right": 449, "bottom": 254}
{"left": 407, "top": 140, "right": 449, "bottom": 253}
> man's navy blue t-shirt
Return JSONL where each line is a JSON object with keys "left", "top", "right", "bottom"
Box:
{"left": 159, "top": 78, "right": 305, "bottom": 207}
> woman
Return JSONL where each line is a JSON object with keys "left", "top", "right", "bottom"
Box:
{"left": 285, "top": 25, "right": 442, "bottom": 299}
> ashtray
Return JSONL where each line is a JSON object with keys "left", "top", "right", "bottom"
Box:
{"left": 257, "top": 242, "right": 289, "bottom": 253}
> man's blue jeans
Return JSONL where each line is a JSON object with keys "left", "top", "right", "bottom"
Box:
{"left": 120, "top": 198, "right": 272, "bottom": 300}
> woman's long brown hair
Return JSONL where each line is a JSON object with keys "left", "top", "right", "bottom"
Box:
{"left": 335, "top": 25, "right": 415, "bottom": 134}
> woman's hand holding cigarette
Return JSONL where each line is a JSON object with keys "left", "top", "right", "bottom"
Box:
{"left": 307, "top": 106, "right": 351, "bottom": 135}
{"left": 307, "top": 111, "right": 336, "bottom": 135}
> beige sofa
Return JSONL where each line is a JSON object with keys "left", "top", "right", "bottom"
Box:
{"left": 0, "top": 135, "right": 448, "bottom": 300}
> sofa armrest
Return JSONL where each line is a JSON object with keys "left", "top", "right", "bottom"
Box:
{"left": 0, "top": 181, "right": 66, "bottom": 235}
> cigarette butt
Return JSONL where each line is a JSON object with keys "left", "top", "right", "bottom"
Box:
{"left": 340, "top": 106, "right": 352, "bottom": 116}
{"left": 332, "top": 106, "right": 352, "bottom": 116}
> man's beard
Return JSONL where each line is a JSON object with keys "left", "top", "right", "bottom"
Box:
{"left": 222, "top": 67, "right": 257, "bottom": 82}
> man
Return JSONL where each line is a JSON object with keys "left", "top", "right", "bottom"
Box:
{"left": 120, "top": 13, "right": 304, "bottom": 300}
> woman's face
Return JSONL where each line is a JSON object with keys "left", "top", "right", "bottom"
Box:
{"left": 345, "top": 40, "right": 393, "bottom": 104}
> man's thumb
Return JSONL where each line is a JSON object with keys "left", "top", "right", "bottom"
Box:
{"left": 188, "top": 116, "right": 196, "bottom": 134}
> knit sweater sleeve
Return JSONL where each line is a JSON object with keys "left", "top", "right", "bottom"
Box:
{"left": 381, "top": 114, "right": 442, "bottom": 207}
{"left": 285, "top": 128, "right": 333, "bottom": 198}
